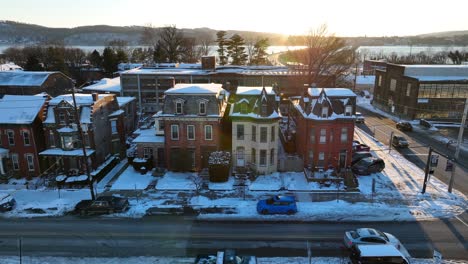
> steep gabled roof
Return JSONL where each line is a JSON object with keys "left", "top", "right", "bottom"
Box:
{"left": 0, "top": 95, "right": 47, "bottom": 124}
{"left": 0, "top": 71, "right": 61, "bottom": 87}
{"left": 230, "top": 86, "right": 280, "bottom": 120}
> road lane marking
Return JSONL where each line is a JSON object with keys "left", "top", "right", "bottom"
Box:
{"left": 455, "top": 216, "right": 468, "bottom": 228}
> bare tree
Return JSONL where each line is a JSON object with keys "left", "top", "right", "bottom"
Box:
{"left": 158, "top": 25, "right": 185, "bottom": 62}
{"left": 140, "top": 23, "right": 159, "bottom": 47}
{"left": 289, "top": 24, "right": 356, "bottom": 88}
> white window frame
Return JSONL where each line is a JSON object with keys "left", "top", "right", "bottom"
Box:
{"left": 319, "top": 152, "right": 325, "bottom": 161}
{"left": 341, "top": 127, "right": 348, "bottom": 143}
{"left": 175, "top": 102, "right": 183, "bottom": 114}
{"left": 199, "top": 102, "right": 206, "bottom": 115}
{"left": 111, "top": 120, "right": 118, "bottom": 134}
{"left": 345, "top": 105, "right": 352, "bottom": 116}
{"left": 23, "top": 130, "right": 31, "bottom": 146}
{"left": 205, "top": 125, "right": 213, "bottom": 140}
{"left": 259, "top": 149, "right": 267, "bottom": 166}
{"left": 62, "top": 135, "right": 74, "bottom": 150}
{"left": 390, "top": 78, "right": 397, "bottom": 91}
{"left": 237, "top": 124, "right": 244, "bottom": 140}
{"left": 187, "top": 125, "right": 195, "bottom": 140}
{"left": 322, "top": 107, "right": 328, "bottom": 118}
{"left": 49, "top": 130, "right": 55, "bottom": 147}
{"left": 7, "top": 130, "right": 14, "bottom": 146}
{"left": 171, "top": 125, "right": 179, "bottom": 140}
{"left": 260, "top": 127, "right": 267, "bottom": 143}
{"left": 319, "top": 128, "right": 327, "bottom": 144}
{"left": 143, "top": 147, "right": 153, "bottom": 159}
{"left": 26, "top": 154, "right": 35, "bottom": 171}
{"left": 11, "top": 154, "right": 19, "bottom": 171}
{"left": 406, "top": 83, "right": 411, "bottom": 96}
{"left": 378, "top": 75, "right": 382, "bottom": 86}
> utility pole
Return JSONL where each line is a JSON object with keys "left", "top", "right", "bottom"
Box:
{"left": 71, "top": 88, "right": 96, "bottom": 200}
{"left": 422, "top": 147, "right": 433, "bottom": 194}
{"left": 388, "top": 131, "right": 394, "bottom": 153}
{"left": 448, "top": 98, "right": 468, "bottom": 193}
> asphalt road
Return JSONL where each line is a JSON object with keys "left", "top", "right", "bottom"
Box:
{"left": 356, "top": 106, "right": 468, "bottom": 195}
{"left": 0, "top": 215, "right": 467, "bottom": 260}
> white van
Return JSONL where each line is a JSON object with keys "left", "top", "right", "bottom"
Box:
{"left": 349, "top": 244, "right": 411, "bottom": 264}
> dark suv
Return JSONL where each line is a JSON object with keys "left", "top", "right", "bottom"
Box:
{"left": 352, "top": 157, "right": 385, "bottom": 175}
{"left": 396, "top": 122, "right": 413, "bottom": 132}
{"left": 392, "top": 136, "right": 409, "bottom": 148}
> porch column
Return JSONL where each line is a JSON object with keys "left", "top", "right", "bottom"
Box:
{"left": 0, "top": 157, "right": 5, "bottom": 175}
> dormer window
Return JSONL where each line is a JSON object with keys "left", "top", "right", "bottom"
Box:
{"left": 59, "top": 112, "right": 66, "bottom": 124}
{"left": 176, "top": 102, "right": 183, "bottom": 114}
{"left": 240, "top": 102, "right": 248, "bottom": 114}
{"left": 322, "top": 107, "right": 328, "bottom": 118}
{"left": 199, "top": 102, "right": 206, "bottom": 115}
{"left": 345, "top": 105, "right": 352, "bottom": 116}
{"left": 261, "top": 103, "right": 267, "bottom": 116}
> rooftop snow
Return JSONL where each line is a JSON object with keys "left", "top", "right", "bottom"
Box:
{"left": 404, "top": 64, "right": 468, "bottom": 77}
{"left": 49, "top": 93, "right": 112, "bottom": 106}
{"left": 0, "top": 63, "right": 23, "bottom": 71}
{"left": 133, "top": 134, "right": 165, "bottom": 144}
{"left": 356, "top": 75, "right": 376, "bottom": 85}
{"left": 308, "top": 88, "right": 356, "bottom": 97}
{"left": 236, "top": 86, "right": 275, "bottom": 95}
{"left": 0, "top": 71, "right": 57, "bottom": 86}
{"left": 82, "top": 77, "right": 121, "bottom": 93}
{"left": 0, "top": 95, "right": 46, "bottom": 124}
{"left": 407, "top": 75, "right": 468, "bottom": 81}
{"left": 116, "top": 97, "right": 136, "bottom": 107}
{"left": 39, "top": 148, "right": 95, "bottom": 156}
{"left": 165, "top": 83, "right": 224, "bottom": 94}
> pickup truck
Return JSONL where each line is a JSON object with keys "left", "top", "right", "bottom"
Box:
{"left": 75, "top": 195, "right": 130, "bottom": 216}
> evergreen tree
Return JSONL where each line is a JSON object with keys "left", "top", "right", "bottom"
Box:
{"left": 116, "top": 49, "right": 129, "bottom": 63}
{"left": 102, "top": 47, "right": 117, "bottom": 75}
{"left": 250, "top": 38, "right": 270, "bottom": 65}
{"left": 227, "top": 34, "right": 248, "bottom": 65}
{"left": 24, "top": 54, "right": 43, "bottom": 71}
{"left": 89, "top": 50, "right": 102, "bottom": 68}
{"left": 216, "top": 31, "right": 229, "bottom": 65}
{"left": 153, "top": 42, "right": 166, "bottom": 63}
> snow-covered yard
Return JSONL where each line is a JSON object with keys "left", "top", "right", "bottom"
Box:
{"left": 110, "top": 166, "right": 155, "bottom": 190}
{"left": 155, "top": 171, "right": 198, "bottom": 190}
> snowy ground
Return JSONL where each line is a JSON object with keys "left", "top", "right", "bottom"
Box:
{"left": 110, "top": 166, "right": 155, "bottom": 191}
{"left": 0, "top": 256, "right": 450, "bottom": 264}
{"left": 155, "top": 171, "right": 198, "bottom": 191}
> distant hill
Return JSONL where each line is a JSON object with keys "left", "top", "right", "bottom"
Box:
{"left": 1, "top": 21, "right": 467, "bottom": 47}
{"left": 0, "top": 20, "right": 289, "bottom": 46}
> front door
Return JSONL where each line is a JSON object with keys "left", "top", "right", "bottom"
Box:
{"left": 236, "top": 147, "right": 245, "bottom": 167}
{"left": 339, "top": 150, "right": 347, "bottom": 169}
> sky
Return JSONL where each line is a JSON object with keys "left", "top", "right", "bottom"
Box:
{"left": 1, "top": 0, "right": 468, "bottom": 37}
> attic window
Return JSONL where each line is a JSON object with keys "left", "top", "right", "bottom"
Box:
{"left": 240, "top": 102, "right": 248, "bottom": 114}
{"left": 322, "top": 107, "right": 328, "bottom": 118}
{"left": 199, "top": 102, "right": 206, "bottom": 115}
{"left": 261, "top": 103, "right": 267, "bottom": 116}
{"left": 175, "top": 101, "right": 183, "bottom": 114}
{"left": 345, "top": 106, "right": 352, "bottom": 116}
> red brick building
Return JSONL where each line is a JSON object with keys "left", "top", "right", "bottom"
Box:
{"left": 289, "top": 88, "right": 356, "bottom": 170}
{"left": 0, "top": 95, "right": 48, "bottom": 179}
{"left": 156, "top": 83, "right": 229, "bottom": 171}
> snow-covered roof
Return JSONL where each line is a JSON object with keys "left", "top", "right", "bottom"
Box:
{"left": 407, "top": 76, "right": 468, "bottom": 82}
{"left": 133, "top": 134, "right": 165, "bottom": 144}
{"left": 116, "top": 96, "right": 136, "bottom": 107}
{"left": 236, "top": 86, "right": 275, "bottom": 95}
{"left": 39, "top": 148, "right": 95, "bottom": 156}
{"left": 57, "top": 126, "right": 77, "bottom": 133}
{"left": 49, "top": 93, "right": 113, "bottom": 106}
{"left": 82, "top": 77, "right": 121, "bottom": 93}
{"left": 403, "top": 64, "right": 468, "bottom": 77}
{"left": 165, "top": 83, "right": 224, "bottom": 95}
{"left": 109, "top": 109, "right": 124, "bottom": 117}
{"left": 0, "top": 71, "right": 57, "bottom": 86}
{"left": 0, "top": 95, "right": 46, "bottom": 124}
{"left": 0, "top": 63, "right": 23, "bottom": 71}
{"left": 308, "top": 88, "right": 356, "bottom": 97}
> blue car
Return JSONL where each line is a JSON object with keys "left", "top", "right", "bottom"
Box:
{"left": 257, "top": 195, "right": 297, "bottom": 215}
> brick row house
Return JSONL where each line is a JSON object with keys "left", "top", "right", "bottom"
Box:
{"left": 0, "top": 71, "right": 74, "bottom": 96}
{"left": 40, "top": 93, "right": 127, "bottom": 176}
{"left": 230, "top": 86, "right": 281, "bottom": 174}
{"left": 290, "top": 88, "right": 356, "bottom": 170}
{"left": 0, "top": 95, "right": 48, "bottom": 179}
{"left": 154, "top": 83, "right": 229, "bottom": 171}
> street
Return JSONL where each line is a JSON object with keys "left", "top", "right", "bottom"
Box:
{"left": 356, "top": 106, "right": 468, "bottom": 195}
{"left": 0, "top": 214, "right": 467, "bottom": 260}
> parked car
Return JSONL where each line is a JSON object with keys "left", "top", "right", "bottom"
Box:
{"left": 352, "top": 157, "right": 385, "bottom": 175}
{"left": 257, "top": 195, "right": 297, "bottom": 215}
{"left": 355, "top": 112, "right": 365, "bottom": 123}
{"left": 396, "top": 121, "right": 413, "bottom": 132}
{"left": 352, "top": 151, "right": 374, "bottom": 165}
{"left": 349, "top": 244, "right": 410, "bottom": 264}
{"left": 419, "top": 119, "right": 432, "bottom": 128}
{"left": 75, "top": 195, "right": 130, "bottom": 216}
{"left": 0, "top": 194, "right": 16, "bottom": 212}
{"left": 343, "top": 228, "right": 403, "bottom": 249}
{"left": 353, "top": 140, "right": 371, "bottom": 152}
{"left": 392, "top": 135, "right": 409, "bottom": 148}
{"left": 360, "top": 90, "right": 371, "bottom": 98}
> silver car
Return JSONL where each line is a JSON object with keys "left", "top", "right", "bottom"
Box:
{"left": 343, "top": 228, "right": 402, "bottom": 249}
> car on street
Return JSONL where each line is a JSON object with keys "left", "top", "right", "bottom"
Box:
{"left": 75, "top": 195, "right": 130, "bottom": 216}
{"left": 355, "top": 112, "right": 365, "bottom": 123}
{"left": 352, "top": 151, "right": 374, "bottom": 165}
{"left": 0, "top": 194, "right": 16, "bottom": 212}
{"left": 352, "top": 157, "right": 385, "bottom": 175}
{"left": 353, "top": 140, "right": 371, "bottom": 153}
{"left": 396, "top": 121, "right": 413, "bottom": 132}
{"left": 349, "top": 244, "right": 411, "bottom": 264}
{"left": 257, "top": 195, "right": 297, "bottom": 215}
{"left": 343, "top": 228, "right": 403, "bottom": 250}
{"left": 392, "top": 135, "right": 409, "bottom": 148}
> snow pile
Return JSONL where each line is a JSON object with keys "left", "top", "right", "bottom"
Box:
{"left": 249, "top": 172, "right": 282, "bottom": 191}
{"left": 208, "top": 177, "right": 235, "bottom": 191}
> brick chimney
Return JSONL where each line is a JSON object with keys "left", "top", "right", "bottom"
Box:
{"left": 92, "top": 93, "right": 99, "bottom": 102}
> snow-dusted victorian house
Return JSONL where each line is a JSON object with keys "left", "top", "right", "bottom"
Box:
{"left": 155, "top": 83, "right": 229, "bottom": 171}
{"left": 40, "top": 93, "right": 125, "bottom": 174}
{"left": 290, "top": 88, "right": 356, "bottom": 170}
{"left": 230, "top": 86, "right": 280, "bottom": 174}
{"left": 0, "top": 95, "right": 48, "bottom": 178}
